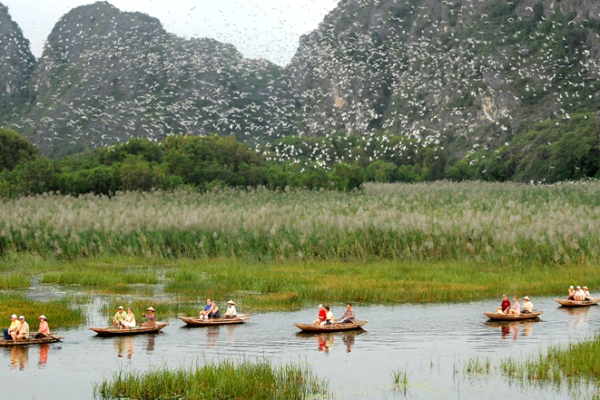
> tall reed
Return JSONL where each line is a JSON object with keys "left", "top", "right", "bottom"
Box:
{"left": 94, "top": 359, "right": 328, "bottom": 400}
{"left": 0, "top": 294, "right": 86, "bottom": 328}
{"left": 0, "top": 181, "right": 598, "bottom": 263}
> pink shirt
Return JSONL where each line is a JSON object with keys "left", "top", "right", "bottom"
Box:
{"left": 38, "top": 321, "right": 50, "bottom": 335}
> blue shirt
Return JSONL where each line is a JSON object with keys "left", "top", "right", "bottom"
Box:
{"left": 204, "top": 304, "right": 212, "bottom": 311}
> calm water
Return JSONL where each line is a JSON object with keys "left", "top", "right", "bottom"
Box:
{"left": 2, "top": 295, "right": 599, "bottom": 400}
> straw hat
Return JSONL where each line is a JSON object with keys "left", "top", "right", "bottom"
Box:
{"left": 583, "top": 286, "right": 588, "bottom": 289}
{"left": 523, "top": 296, "right": 530, "bottom": 301}
{"left": 227, "top": 300, "right": 235, "bottom": 305}
{"left": 146, "top": 307, "right": 155, "bottom": 312}
{"left": 38, "top": 315, "right": 47, "bottom": 321}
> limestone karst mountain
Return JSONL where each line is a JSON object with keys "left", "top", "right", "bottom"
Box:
{"left": 1, "top": 0, "right": 600, "bottom": 161}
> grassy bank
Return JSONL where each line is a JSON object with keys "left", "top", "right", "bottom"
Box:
{"left": 1, "top": 181, "right": 600, "bottom": 263}
{"left": 502, "top": 334, "right": 600, "bottom": 384}
{"left": 94, "top": 359, "right": 327, "bottom": 400}
{"left": 0, "top": 294, "right": 86, "bottom": 328}
{"left": 2, "top": 255, "right": 599, "bottom": 312}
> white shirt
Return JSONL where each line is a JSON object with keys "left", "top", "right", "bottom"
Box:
{"left": 225, "top": 305, "right": 237, "bottom": 316}
{"left": 523, "top": 301, "right": 533, "bottom": 312}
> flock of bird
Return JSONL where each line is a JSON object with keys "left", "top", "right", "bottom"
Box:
{"left": 0, "top": 0, "right": 599, "bottom": 168}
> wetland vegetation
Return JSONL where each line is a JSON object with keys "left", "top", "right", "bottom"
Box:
{"left": 94, "top": 359, "right": 328, "bottom": 400}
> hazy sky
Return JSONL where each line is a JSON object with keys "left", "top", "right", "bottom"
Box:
{"left": 3, "top": 0, "right": 339, "bottom": 66}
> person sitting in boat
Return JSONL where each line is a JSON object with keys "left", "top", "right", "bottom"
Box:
{"left": 113, "top": 306, "right": 127, "bottom": 329}
{"left": 339, "top": 303, "right": 355, "bottom": 323}
{"left": 508, "top": 296, "right": 521, "bottom": 315}
{"left": 496, "top": 294, "right": 511, "bottom": 314}
{"left": 13, "top": 316, "right": 29, "bottom": 341}
{"left": 208, "top": 301, "right": 221, "bottom": 319}
{"left": 522, "top": 297, "right": 533, "bottom": 313}
{"left": 583, "top": 286, "right": 591, "bottom": 301}
{"left": 141, "top": 307, "right": 156, "bottom": 327}
{"left": 574, "top": 286, "right": 586, "bottom": 301}
{"left": 325, "top": 306, "right": 335, "bottom": 325}
{"left": 224, "top": 300, "right": 237, "bottom": 318}
{"left": 121, "top": 308, "right": 136, "bottom": 329}
{"left": 37, "top": 315, "right": 50, "bottom": 336}
{"left": 4, "top": 314, "right": 20, "bottom": 340}
{"left": 568, "top": 285, "right": 575, "bottom": 300}
{"left": 313, "top": 304, "right": 327, "bottom": 325}
{"left": 199, "top": 299, "right": 213, "bottom": 320}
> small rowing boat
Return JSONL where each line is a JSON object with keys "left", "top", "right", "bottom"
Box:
{"left": 555, "top": 298, "right": 600, "bottom": 307}
{"left": 179, "top": 315, "right": 250, "bottom": 326}
{"left": 483, "top": 311, "right": 543, "bottom": 321}
{"left": 293, "top": 321, "right": 369, "bottom": 332}
{"left": 89, "top": 322, "right": 169, "bottom": 336}
{"left": 0, "top": 332, "right": 63, "bottom": 346}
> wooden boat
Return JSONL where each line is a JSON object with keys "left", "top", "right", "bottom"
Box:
{"left": 179, "top": 315, "right": 250, "bottom": 326}
{"left": 555, "top": 298, "right": 600, "bottom": 307}
{"left": 89, "top": 322, "right": 169, "bottom": 336}
{"left": 483, "top": 311, "right": 543, "bottom": 321}
{"left": 293, "top": 320, "right": 369, "bottom": 332}
{"left": 0, "top": 332, "right": 63, "bottom": 346}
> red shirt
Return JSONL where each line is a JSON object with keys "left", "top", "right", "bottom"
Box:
{"left": 501, "top": 299, "right": 511, "bottom": 310}
{"left": 318, "top": 309, "right": 327, "bottom": 321}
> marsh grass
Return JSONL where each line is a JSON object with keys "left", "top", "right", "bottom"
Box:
{"left": 501, "top": 334, "right": 600, "bottom": 385}
{"left": 0, "top": 273, "right": 30, "bottom": 289}
{"left": 1, "top": 182, "right": 600, "bottom": 263}
{"left": 100, "top": 299, "right": 199, "bottom": 323}
{"left": 392, "top": 367, "right": 409, "bottom": 395}
{"left": 0, "top": 294, "right": 86, "bottom": 328}
{"left": 42, "top": 267, "right": 158, "bottom": 286}
{"left": 94, "top": 359, "right": 328, "bottom": 400}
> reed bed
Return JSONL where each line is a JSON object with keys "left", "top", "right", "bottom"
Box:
{"left": 0, "top": 273, "right": 30, "bottom": 289}
{"left": 94, "top": 359, "right": 328, "bottom": 400}
{"left": 501, "top": 334, "right": 600, "bottom": 385}
{"left": 100, "top": 299, "right": 198, "bottom": 323}
{"left": 0, "top": 181, "right": 599, "bottom": 263}
{"left": 0, "top": 294, "right": 86, "bottom": 328}
{"left": 42, "top": 267, "right": 158, "bottom": 286}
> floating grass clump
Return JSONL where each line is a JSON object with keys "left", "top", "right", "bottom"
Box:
{"left": 1, "top": 181, "right": 600, "bottom": 262}
{"left": 501, "top": 334, "right": 600, "bottom": 384}
{"left": 0, "top": 294, "right": 86, "bottom": 328}
{"left": 94, "top": 359, "right": 328, "bottom": 400}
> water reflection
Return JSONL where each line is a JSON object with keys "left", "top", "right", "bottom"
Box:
{"left": 485, "top": 320, "right": 537, "bottom": 341}
{"left": 296, "top": 330, "right": 364, "bottom": 353}
{"left": 39, "top": 344, "right": 49, "bottom": 367}
{"left": 558, "top": 306, "right": 590, "bottom": 327}
{"left": 114, "top": 336, "right": 135, "bottom": 359}
{"left": 145, "top": 335, "right": 155, "bottom": 355}
{"left": 206, "top": 327, "right": 219, "bottom": 349}
{"left": 10, "top": 346, "right": 29, "bottom": 371}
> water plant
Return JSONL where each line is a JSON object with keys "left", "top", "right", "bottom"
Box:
{"left": 392, "top": 367, "right": 409, "bottom": 396}
{"left": 0, "top": 294, "right": 86, "bottom": 328}
{"left": 94, "top": 359, "right": 328, "bottom": 400}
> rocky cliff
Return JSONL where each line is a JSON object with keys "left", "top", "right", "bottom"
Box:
{"left": 1, "top": 0, "right": 600, "bottom": 158}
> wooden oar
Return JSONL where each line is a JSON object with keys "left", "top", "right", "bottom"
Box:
{"left": 40, "top": 332, "right": 63, "bottom": 342}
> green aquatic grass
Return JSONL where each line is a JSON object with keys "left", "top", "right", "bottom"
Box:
{"left": 0, "top": 273, "right": 30, "bottom": 289}
{"left": 0, "top": 294, "right": 86, "bottom": 328}
{"left": 42, "top": 267, "right": 158, "bottom": 286}
{"left": 94, "top": 359, "right": 328, "bottom": 400}
{"left": 501, "top": 334, "right": 600, "bottom": 385}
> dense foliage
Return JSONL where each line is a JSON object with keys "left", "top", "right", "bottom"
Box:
{"left": 1, "top": 111, "right": 599, "bottom": 197}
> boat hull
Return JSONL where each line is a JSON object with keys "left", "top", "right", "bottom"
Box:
{"left": 179, "top": 315, "right": 250, "bottom": 326}
{"left": 89, "top": 322, "right": 169, "bottom": 336}
{"left": 555, "top": 298, "right": 599, "bottom": 307}
{"left": 293, "top": 321, "right": 369, "bottom": 332}
{"left": 483, "top": 311, "right": 543, "bottom": 321}
{"left": 0, "top": 333, "right": 63, "bottom": 346}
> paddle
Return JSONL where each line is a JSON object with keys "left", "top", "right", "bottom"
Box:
{"left": 40, "top": 332, "right": 63, "bottom": 342}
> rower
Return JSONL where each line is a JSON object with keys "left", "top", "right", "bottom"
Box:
{"left": 583, "top": 286, "right": 591, "bottom": 301}
{"left": 339, "top": 303, "right": 355, "bottom": 323}
{"left": 522, "top": 296, "right": 533, "bottom": 313}
{"left": 224, "top": 300, "right": 237, "bottom": 318}
{"left": 38, "top": 315, "right": 50, "bottom": 336}
{"left": 141, "top": 307, "right": 155, "bottom": 327}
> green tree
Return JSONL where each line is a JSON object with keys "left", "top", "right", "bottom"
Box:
{"left": 0, "top": 128, "right": 40, "bottom": 171}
